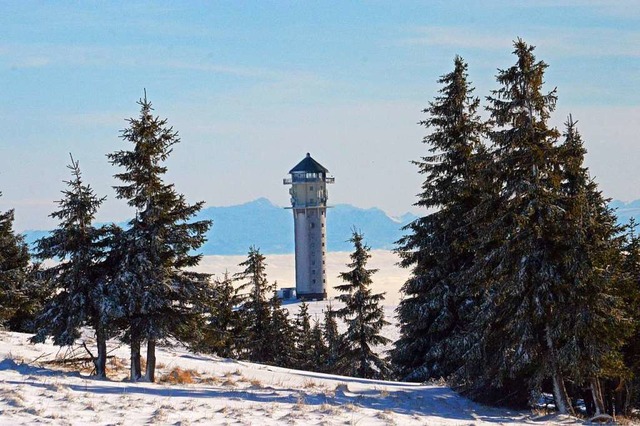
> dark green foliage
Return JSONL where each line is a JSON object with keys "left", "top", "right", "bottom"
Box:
{"left": 621, "top": 219, "right": 640, "bottom": 412}
{"left": 323, "top": 303, "right": 343, "bottom": 373}
{"left": 194, "top": 272, "right": 244, "bottom": 358}
{"left": 31, "top": 156, "right": 113, "bottom": 377}
{"left": 265, "top": 290, "right": 295, "bottom": 367}
{"left": 309, "top": 319, "right": 329, "bottom": 372}
{"left": 0, "top": 193, "right": 40, "bottom": 331}
{"left": 554, "top": 118, "right": 629, "bottom": 392}
{"left": 393, "top": 39, "right": 633, "bottom": 414}
{"left": 391, "top": 55, "right": 488, "bottom": 382}
{"left": 460, "top": 39, "right": 572, "bottom": 410}
{"left": 106, "top": 94, "right": 211, "bottom": 382}
{"left": 235, "top": 246, "right": 274, "bottom": 363}
{"left": 293, "top": 302, "right": 315, "bottom": 370}
{"left": 334, "top": 231, "right": 390, "bottom": 379}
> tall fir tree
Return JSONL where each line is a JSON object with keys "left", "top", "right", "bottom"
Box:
{"left": 31, "top": 155, "right": 113, "bottom": 377}
{"left": 391, "top": 56, "right": 488, "bottom": 381}
{"left": 334, "top": 231, "right": 390, "bottom": 379}
{"left": 107, "top": 94, "right": 211, "bottom": 382}
{"left": 234, "top": 246, "right": 273, "bottom": 363}
{"left": 461, "top": 39, "right": 574, "bottom": 411}
{"left": 554, "top": 117, "right": 629, "bottom": 415}
{"left": 622, "top": 218, "right": 640, "bottom": 412}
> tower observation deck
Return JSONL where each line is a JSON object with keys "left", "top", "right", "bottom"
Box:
{"left": 283, "top": 153, "right": 334, "bottom": 300}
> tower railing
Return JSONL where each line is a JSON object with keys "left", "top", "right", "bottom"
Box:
{"left": 283, "top": 176, "right": 335, "bottom": 185}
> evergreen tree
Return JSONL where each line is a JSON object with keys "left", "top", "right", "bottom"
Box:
{"left": 31, "top": 155, "right": 113, "bottom": 377}
{"left": 195, "top": 272, "right": 244, "bottom": 358}
{"left": 334, "top": 231, "right": 390, "bottom": 379}
{"left": 323, "top": 303, "right": 343, "bottom": 374}
{"left": 391, "top": 56, "right": 488, "bottom": 381}
{"left": 554, "top": 117, "right": 629, "bottom": 415}
{"left": 293, "top": 302, "right": 315, "bottom": 370}
{"left": 309, "top": 319, "right": 329, "bottom": 372}
{"left": 462, "top": 39, "right": 573, "bottom": 411}
{"left": 107, "top": 94, "right": 211, "bottom": 382}
{"left": 234, "top": 247, "right": 273, "bottom": 363}
{"left": 265, "top": 289, "right": 295, "bottom": 367}
{"left": 0, "top": 192, "right": 34, "bottom": 330}
{"left": 622, "top": 218, "right": 640, "bottom": 412}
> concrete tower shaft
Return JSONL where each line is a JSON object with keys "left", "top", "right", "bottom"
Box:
{"left": 283, "top": 153, "right": 334, "bottom": 300}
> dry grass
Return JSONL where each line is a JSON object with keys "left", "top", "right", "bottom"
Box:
{"left": 303, "top": 378, "right": 318, "bottom": 389}
{"left": 158, "top": 367, "right": 200, "bottom": 384}
{"left": 249, "top": 378, "right": 263, "bottom": 388}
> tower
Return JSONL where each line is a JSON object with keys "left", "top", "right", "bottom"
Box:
{"left": 283, "top": 153, "right": 334, "bottom": 300}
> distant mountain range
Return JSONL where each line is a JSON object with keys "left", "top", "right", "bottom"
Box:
{"left": 23, "top": 198, "right": 640, "bottom": 256}
{"left": 23, "top": 198, "right": 418, "bottom": 255}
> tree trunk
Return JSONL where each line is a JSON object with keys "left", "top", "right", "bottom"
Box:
{"left": 545, "top": 325, "right": 574, "bottom": 416}
{"left": 130, "top": 325, "right": 141, "bottom": 382}
{"left": 95, "top": 326, "right": 107, "bottom": 379}
{"left": 146, "top": 338, "right": 156, "bottom": 383}
{"left": 590, "top": 377, "right": 606, "bottom": 415}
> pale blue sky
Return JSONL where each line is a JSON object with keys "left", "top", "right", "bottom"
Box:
{"left": 1, "top": 1, "right": 639, "bottom": 230}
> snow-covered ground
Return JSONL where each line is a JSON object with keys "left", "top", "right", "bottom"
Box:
{"left": 0, "top": 328, "right": 579, "bottom": 425}
{"left": 0, "top": 252, "right": 582, "bottom": 424}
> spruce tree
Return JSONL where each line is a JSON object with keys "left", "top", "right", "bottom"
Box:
{"left": 391, "top": 56, "right": 488, "bottom": 381}
{"left": 107, "top": 93, "right": 211, "bottom": 382}
{"left": 0, "top": 192, "right": 34, "bottom": 330}
{"left": 195, "top": 272, "right": 244, "bottom": 358}
{"left": 462, "top": 39, "right": 573, "bottom": 411}
{"left": 334, "top": 231, "right": 390, "bottom": 379}
{"left": 554, "top": 117, "right": 629, "bottom": 415}
{"left": 235, "top": 246, "right": 273, "bottom": 363}
{"left": 622, "top": 219, "right": 640, "bottom": 413}
{"left": 31, "top": 155, "right": 113, "bottom": 377}
{"left": 309, "top": 319, "right": 329, "bottom": 373}
{"left": 265, "top": 289, "right": 295, "bottom": 367}
{"left": 323, "top": 303, "right": 343, "bottom": 374}
{"left": 293, "top": 301, "right": 315, "bottom": 370}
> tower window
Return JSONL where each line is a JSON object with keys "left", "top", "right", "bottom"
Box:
{"left": 310, "top": 222, "right": 315, "bottom": 228}
{"left": 309, "top": 186, "right": 314, "bottom": 191}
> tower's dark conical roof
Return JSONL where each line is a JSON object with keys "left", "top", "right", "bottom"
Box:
{"left": 289, "top": 153, "right": 329, "bottom": 174}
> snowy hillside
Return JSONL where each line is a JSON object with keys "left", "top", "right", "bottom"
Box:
{"left": 0, "top": 307, "right": 579, "bottom": 425}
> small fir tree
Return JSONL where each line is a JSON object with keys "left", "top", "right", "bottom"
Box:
{"left": 234, "top": 246, "right": 273, "bottom": 363}
{"left": 195, "top": 272, "right": 245, "bottom": 358}
{"left": 293, "top": 302, "right": 315, "bottom": 371}
{"left": 309, "top": 319, "right": 329, "bottom": 372}
{"left": 265, "top": 289, "right": 295, "bottom": 367}
{"left": 323, "top": 303, "right": 343, "bottom": 374}
{"left": 334, "top": 230, "right": 390, "bottom": 379}
{"left": 31, "top": 155, "right": 113, "bottom": 377}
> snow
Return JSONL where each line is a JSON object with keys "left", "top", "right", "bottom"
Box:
{"left": 0, "top": 328, "right": 580, "bottom": 425}
{"left": 0, "top": 252, "right": 583, "bottom": 424}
